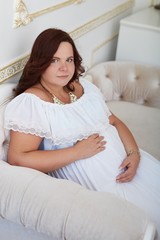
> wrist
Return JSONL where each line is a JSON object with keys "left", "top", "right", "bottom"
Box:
{"left": 71, "top": 145, "right": 82, "bottom": 161}
{"left": 127, "top": 149, "right": 141, "bottom": 158}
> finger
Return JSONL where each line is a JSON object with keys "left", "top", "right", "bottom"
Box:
{"left": 88, "top": 134, "right": 98, "bottom": 139}
{"left": 97, "top": 141, "right": 106, "bottom": 148}
{"left": 101, "top": 141, "right": 107, "bottom": 146}
{"left": 97, "top": 146, "right": 106, "bottom": 152}
{"left": 116, "top": 171, "right": 134, "bottom": 182}
{"left": 119, "top": 160, "right": 129, "bottom": 170}
{"left": 117, "top": 177, "right": 132, "bottom": 183}
{"left": 97, "top": 139, "right": 106, "bottom": 148}
{"left": 116, "top": 173, "right": 132, "bottom": 182}
{"left": 118, "top": 166, "right": 128, "bottom": 174}
{"left": 97, "top": 142, "right": 102, "bottom": 149}
{"left": 116, "top": 170, "right": 129, "bottom": 180}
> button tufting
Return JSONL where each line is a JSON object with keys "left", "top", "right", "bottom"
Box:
{"left": 134, "top": 76, "right": 139, "bottom": 80}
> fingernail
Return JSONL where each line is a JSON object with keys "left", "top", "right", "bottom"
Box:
{"left": 119, "top": 166, "right": 123, "bottom": 170}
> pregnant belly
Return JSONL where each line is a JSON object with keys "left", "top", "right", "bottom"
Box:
{"left": 52, "top": 125, "right": 126, "bottom": 190}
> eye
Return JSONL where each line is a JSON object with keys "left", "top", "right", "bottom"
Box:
{"left": 51, "top": 58, "right": 59, "bottom": 63}
{"left": 67, "top": 57, "right": 74, "bottom": 63}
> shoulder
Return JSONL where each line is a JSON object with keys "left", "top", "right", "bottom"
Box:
{"left": 25, "top": 84, "right": 52, "bottom": 103}
{"left": 72, "top": 80, "right": 84, "bottom": 98}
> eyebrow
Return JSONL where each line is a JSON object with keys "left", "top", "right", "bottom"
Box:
{"left": 52, "top": 56, "right": 74, "bottom": 59}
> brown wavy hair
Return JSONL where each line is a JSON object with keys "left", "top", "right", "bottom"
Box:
{"left": 15, "top": 28, "right": 85, "bottom": 96}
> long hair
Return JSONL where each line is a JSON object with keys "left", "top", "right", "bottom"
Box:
{"left": 15, "top": 28, "right": 85, "bottom": 96}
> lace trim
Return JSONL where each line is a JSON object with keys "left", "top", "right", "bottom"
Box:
{"left": 5, "top": 122, "right": 52, "bottom": 140}
{"left": 5, "top": 121, "right": 109, "bottom": 145}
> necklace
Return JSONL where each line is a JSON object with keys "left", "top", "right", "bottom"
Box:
{"left": 40, "top": 82, "right": 77, "bottom": 105}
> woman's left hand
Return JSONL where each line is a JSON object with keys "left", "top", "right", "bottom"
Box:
{"left": 116, "top": 154, "right": 140, "bottom": 183}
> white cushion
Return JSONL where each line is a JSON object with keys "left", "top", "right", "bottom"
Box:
{"left": 0, "top": 160, "right": 156, "bottom": 240}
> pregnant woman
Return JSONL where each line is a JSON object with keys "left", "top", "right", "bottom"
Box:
{"left": 4, "top": 28, "right": 160, "bottom": 238}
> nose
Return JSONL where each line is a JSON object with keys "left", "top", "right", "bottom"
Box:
{"left": 59, "top": 61, "right": 67, "bottom": 71}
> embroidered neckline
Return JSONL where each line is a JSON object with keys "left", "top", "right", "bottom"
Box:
{"left": 40, "top": 81, "right": 77, "bottom": 105}
{"left": 53, "top": 92, "right": 77, "bottom": 105}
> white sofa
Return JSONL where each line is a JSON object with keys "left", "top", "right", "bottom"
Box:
{"left": 86, "top": 61, "right": 160, "bottom": 160}
{"left": 0, "top": 75, "right": 157, "bottom": 240}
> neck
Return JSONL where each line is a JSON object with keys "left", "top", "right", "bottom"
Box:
{"left": 40, "top": 81, "right": 67, "bottom": 95}
{"left": 39, "top": 81, "right": 77, "bottom": 104}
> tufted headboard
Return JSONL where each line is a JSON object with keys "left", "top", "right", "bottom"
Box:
{"left": 86, "top": 61, "right": 160, "bottom": 109}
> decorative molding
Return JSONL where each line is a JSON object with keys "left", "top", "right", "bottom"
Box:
{"left": 90, "top": 32, "right": 118, "bottom": 67}
{"left": 13, "top": 0, "right": 32, "bottom": 28}
{"left": 70, "top": 0, "right": 134, "bottom": 39}
{"left": 0, "top": 56, "right": 29, "bottom": 84}
{"left": 1, "top": 0, "right": 134, "bottom": 83}
{"left": 13, "top": 0, "right": 85, "bottom": 28}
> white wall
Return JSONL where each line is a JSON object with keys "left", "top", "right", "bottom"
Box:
{"left": 0, "top": 0, "right": 153, "bottom": 83}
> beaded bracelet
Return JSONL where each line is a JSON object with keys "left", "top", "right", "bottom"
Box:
{"left": 127, "top": 149, "right": 141, "bottom": 157}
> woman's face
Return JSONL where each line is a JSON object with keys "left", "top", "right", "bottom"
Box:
{"left": 41, "top": 41, "right": 75, "bottom": 87}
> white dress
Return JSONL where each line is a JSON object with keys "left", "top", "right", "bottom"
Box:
{"left": 4, "top": 77, "right": 160, "bottom": 238}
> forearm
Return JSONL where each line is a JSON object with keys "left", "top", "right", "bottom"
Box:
{"left": 8, "top": 147, "right": 79, "bottom": 173}
{"left": 111, "top": 116, "right": 141, "bottom": 182}
{"left": 109, "top": 114, "right": 140, "bottom": 156}
{"left": 8, "top": 131, "right": 80, "bottom": 173}
{"left": 115, "top": 119, "right": 139, "bottom": 155}
{"left": 8, "top": 132, "right": 106, "bottom": 173}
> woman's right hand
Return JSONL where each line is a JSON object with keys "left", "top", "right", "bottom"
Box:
{"left": 74, "top": 133, "right": 106, "bottom": 159}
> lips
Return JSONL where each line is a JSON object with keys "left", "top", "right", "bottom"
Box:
{"left": 57, "top": 75, "right": 69, "bottom": 79}
{"left": 58, "top": 75, "right": 68, "bottom": 77}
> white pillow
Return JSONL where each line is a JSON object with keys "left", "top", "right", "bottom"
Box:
{"left": 0, "top": 160, "right": 156, "bottom": 240}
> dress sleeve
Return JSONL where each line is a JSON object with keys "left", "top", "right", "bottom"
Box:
{"left": 4, "top": 93, "right": 52, "bottom": 140}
